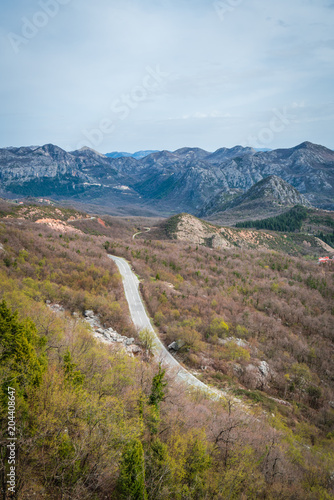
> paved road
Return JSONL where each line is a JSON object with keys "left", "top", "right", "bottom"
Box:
{"left": 132, "top": 227, "right": 151, "bottom": 240}
{"left": 108, "top": 254, "right": 227, "bottom": 399}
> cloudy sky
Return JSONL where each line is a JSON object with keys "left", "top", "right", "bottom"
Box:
{"left": 1, "top": 0, "right": 333, "bottom": 153}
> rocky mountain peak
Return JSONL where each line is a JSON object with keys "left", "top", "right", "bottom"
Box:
{"left": 246, "top": 175, "right": 312, "bottom": 205}
{"left": 34, "top": 144, "right": 67, "bottom": 156}
{"left": 173, "top": 147, "right": 210, "bottom": 159}
{"left": 206, "top": 145, "right": 256, "bottom": 163}
{"left": 199, "top": 175, "right": 311, "bottom": 220}
{"left": 73, "top": 146, "right": 107, "bottom": 158}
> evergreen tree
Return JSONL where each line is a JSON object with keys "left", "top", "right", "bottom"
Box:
{"left": 236, "top": 205, "right": 308, "bottom": 232}
{"left": 0, "top": 300, "right": 47, "bottom": 400}
{"left": 149, "top": 363, "right": 167, "bottom": 409}
{"left": 117, "top": 439, "right": 148, "bottom": 500}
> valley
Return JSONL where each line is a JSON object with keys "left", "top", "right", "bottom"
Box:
{"left": 0, "top": 179, "right": 333, "bottom": 498}
{"left": 1, "top": 141, "right": 334, "bottom": 217}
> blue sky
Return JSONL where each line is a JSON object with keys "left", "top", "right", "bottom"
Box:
{"left": 0, "top": 0, "right": 333, "bottom": 152}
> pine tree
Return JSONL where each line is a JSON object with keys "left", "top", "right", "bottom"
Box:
{"left": 0, "top": 300, "right": 47, "bottom": 399}
{"left": 147, "top": 363, "right": 167, "bottom": 435}
{"left": 148, "top": 363, "right": 167, "bottom": 409}
{"left": 117, "top": 439, "right": 148, "bottom": 499}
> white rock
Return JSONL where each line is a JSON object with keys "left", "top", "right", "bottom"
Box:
{"left": 259, "top": 361, "right": 270, "bottom": 378}
{"left": 219, "top": 337, "right": 249, "bottom": 348}
{"left": 129, "top": 345, "right": 142, "bottom": 354}
{"left": 168, "top": 341, "right": 179, "bottom": 351}
{"left": 85, "top": 310, "right": 95, "bottom": 318}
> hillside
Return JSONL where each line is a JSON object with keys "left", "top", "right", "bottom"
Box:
{"left": 0, "top": 202, "right": 333, "bottom": 498}
{"left": 146, "top": 213, "right": 333, "bottom": 256}
{"left": 236, "top": 206, "right": 334, "bottom": 249}
{"left": 200, "top": 175, "right": 311, "bottom": 222}
{"left": 1, "top": 141, "right": 334, "bottom": 214}
{"left": 109, "top": 227, "right": 334, "bottom": 499}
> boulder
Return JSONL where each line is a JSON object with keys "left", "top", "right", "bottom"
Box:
{"left": 129, "top": 345, "right": 142, "bottom": 354}
{"left": 259, "top": 361, "right": 270, "bottom": 378}
{"left": 168, "top": 341, "right": 179, "bottom": 351}
{"left": 243, "top": 361, "right": 271, "bottom": 390}
{"left": 233, "top": 363, "right": 244, "bottom": 377}
{"left": 85, "top": 310, "right": 95, "bottom": 318}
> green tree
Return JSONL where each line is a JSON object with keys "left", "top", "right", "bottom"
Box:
{"left": 139, "top": 328, "right": 156, "bottom": 355}
{"left": 209, "top": 317, "right": 229, "bottom": 339}
{"left": 145, "top": 438, "right": 172, "bottom": 500}
{"left": 146, "top": 364, "right": 167, "bottom": 435}
{"left": 117, "top": 439, "right": 148, "bottom": 500}
{"left": 0, "top": 300, "right": 47, "bottom": 399}
{"left": 149, "top": 363, "right": 167, "bottom": 409}
{"left": 63, "top": 349, "right": 85, "bottom": 388}
{"left": 103, "top": 240, "right": 111, "bottom": 251}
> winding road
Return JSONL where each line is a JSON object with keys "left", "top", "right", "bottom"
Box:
{"left": 132, "top": 227, "right": 151, "bottom": 240}
{"left": 108, "top": 254, "right": 229, "bottom": 399}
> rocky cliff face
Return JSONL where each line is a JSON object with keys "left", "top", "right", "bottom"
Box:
{"left": 200, "top": 175, "right": 311, "bottom": 218}
{"left": 126, "top": 142, "right": 334, "bottom": 212}
{"left": 0, "top": 144, "right": 80, "bottom": 183}
{"left": 0, "top": 144, "right": 129, "bottom": 199}
{"left": 0, "top": 141, "right": 333, "bottom": 212}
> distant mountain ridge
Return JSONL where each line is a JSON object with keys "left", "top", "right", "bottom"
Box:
{"left": 199, "top": 175, "right": 311, "bottom": 220}
{"left": 106, "top": 150, "right": 159, "bottom": 160}
{"left": 0, "top": 141, "right": 333, "bottom": 214}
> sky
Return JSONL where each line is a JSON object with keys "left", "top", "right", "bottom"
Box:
{"left": 0, "top": 0, "right": 334, "bottom": 153}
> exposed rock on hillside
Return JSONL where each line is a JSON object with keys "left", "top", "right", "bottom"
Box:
{"left": 0, "top": 141, "right": 333, "bottom": 212}
{"left": 167, "top": 214, "right": 233, "bottom": 249}
{"left": 146, "top": 213, "right": 332, "bottom": 256}
{"left": 200, "top": 175, "right": 311, "bottom": 221}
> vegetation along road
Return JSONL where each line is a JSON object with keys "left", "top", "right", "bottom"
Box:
{"left": 132, "top": 227, "right": 151, "bottom": 239}
{"left": 108, "top": 254, "right": 229, "bottom": 400}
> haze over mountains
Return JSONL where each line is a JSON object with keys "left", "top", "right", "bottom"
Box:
{"left": 106, "top": 150, "right": 159, "bottom": 160}
{"left": 0, "top": 141, "right": 333, "bottom": 217}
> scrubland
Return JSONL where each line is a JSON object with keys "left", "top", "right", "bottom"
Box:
{"left": 0, "top": 210, "right": 333, "bottom": 499}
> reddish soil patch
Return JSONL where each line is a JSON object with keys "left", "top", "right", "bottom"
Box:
{"left": 97, "top": 218, "right": 106, "bottom": 227}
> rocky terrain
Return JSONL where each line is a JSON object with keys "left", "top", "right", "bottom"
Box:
{"left": 0, "top": 141, "right": 333, "bottom": 214}
{"left": 200, "top": 175, "right": 312, "bottom": 223}
{"left": 143, "top": 212, "right": 333, "bottom": 256}
{"left": 47, "top": 303, "right": 142, "bottom": 357}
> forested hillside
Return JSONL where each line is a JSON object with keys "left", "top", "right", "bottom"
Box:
{"left": 0, "top": 205, "right": 333, "bottom": 499}
{"left": 236, "top": 206, "right": 334, "bottom": 249}
{"left": 236, "top": 206, "right": 309, "bottom": 232}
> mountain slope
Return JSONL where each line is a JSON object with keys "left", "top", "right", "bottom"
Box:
{"left": 206, "top": 145, "right": 256, "bottom": 163}
{"left": 0, "top": 144, "right": 135, "bottom": 202}
{"left": 0, "top": 141, "right": 333, "bottom": 213}
{"left": 200, "top": 175, "right": 311, "bottom": 221}
{"left": 106, "top": 150, "right": 159, "bottom": 159}
{"left": 127, "top": 141, "right": 334, "bottom": 212}
{"left": 144, "top": 213, "right": 332, "bottom": 256}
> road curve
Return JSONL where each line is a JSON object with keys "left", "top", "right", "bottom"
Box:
{"left": 132, "top": 227, "right": 151, "bottom": 240}
{"left": 108, "top": 254, "right": 227, "bottom": 399}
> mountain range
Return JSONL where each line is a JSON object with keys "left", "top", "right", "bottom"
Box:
{"left": 105, "top": 150, "right": 159, "bottom": 160}
{"left": 0, "top": 141, "right": 333, "bottom": 216}
{"left": 199, "top": 175, "right": 312, "bottom": 223}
